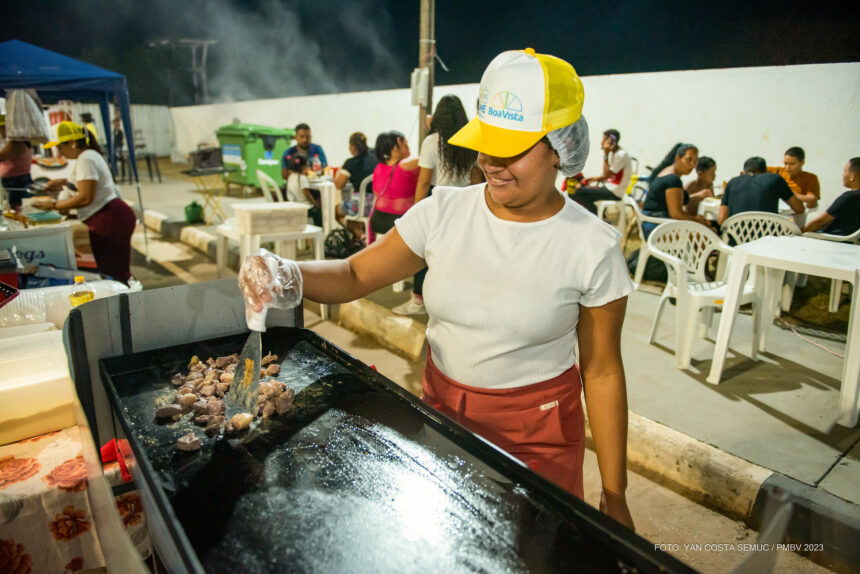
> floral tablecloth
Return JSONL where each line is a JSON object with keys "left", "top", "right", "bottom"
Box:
{"left": 0, "top": 426, "right": 149, "bottom": 573}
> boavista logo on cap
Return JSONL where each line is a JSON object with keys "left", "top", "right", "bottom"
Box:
{"left": 479, "top": 90, "right": 524, "bottom": 123}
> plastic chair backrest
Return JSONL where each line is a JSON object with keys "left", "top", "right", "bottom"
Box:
{"left": 347, "top": 174, "right": 374, "bottom": 222}
{"left": 256, "top": 169, "right": 282, "bottom": 203}
{"left": 721, "top": 211, "right": 800, "bottom": 245}
{"left": 648, "top": 221, "right": 724, "bottom": 284}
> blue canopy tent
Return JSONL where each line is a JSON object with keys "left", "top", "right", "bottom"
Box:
{"left": 0, "top": 39, "right": 149, "bottom": 258}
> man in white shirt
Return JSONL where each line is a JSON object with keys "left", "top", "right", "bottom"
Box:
{"left": 570, "top": 129, "right": 632, "bottom": 214}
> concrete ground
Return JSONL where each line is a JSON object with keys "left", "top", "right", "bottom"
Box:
{"left": 120, "top": 159, "right": 859, "bottom": 572}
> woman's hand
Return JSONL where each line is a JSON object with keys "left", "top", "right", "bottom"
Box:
{"left": 600, "top": 489, "right": 635, "bottom": 531}
{"left": 694, "top": 214, "right": 711, "bottom": 226}
{"left": 45, "top": 179, "right": 66, "bottom": 192}
{"left": 32, "top": 199, "right": 56, "bottom": 211}
{"left": 238, "top": 254, "right": 279, "bottom": 313}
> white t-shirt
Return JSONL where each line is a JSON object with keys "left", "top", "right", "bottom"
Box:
{"left": 604, "top": 148, "right": 632, "bottom": 198}
{"left": 70, "top": 149, "right": 121, "bottom": 221}
{"left": 395, "top": 184, "right": 633, "bottom": 388}
{"left": 418, "top": 132, "right": 472, "bottom": 187}
{"left": 285, "top": 173, "right": 311, "bottom": 204}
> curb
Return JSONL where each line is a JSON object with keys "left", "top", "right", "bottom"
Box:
{"left": 584, "top": 412, "right": 859, "bottom": 573}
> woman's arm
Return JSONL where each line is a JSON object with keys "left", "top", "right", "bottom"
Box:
{"left": 666, "top": 187, "right": 709, "bottom": 226}
{"left": 0, "top": 141, "right": 27, "bottom": 162}
{"left": 334, "top": 169, "right": 350, "bottom": 190}
{"left": 243, "top": 229, "right": 426, "bottom": 311}
{"left": 34, "top": 180, "right": 96, "bottom": 211}
{"left": 415, "top": 167, "right": 433, "bottom": 202}
{"left": 579, "top": 296, "right": 635, "bottom": 531}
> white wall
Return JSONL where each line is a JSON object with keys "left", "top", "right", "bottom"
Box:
{"left": 170, "top": 62, "right": 860, "bottom": 207}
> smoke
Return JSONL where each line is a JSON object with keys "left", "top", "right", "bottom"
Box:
{"left": 152, "top": 0, "right": 407, "bottom": 104}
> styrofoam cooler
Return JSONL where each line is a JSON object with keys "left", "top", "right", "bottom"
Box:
{"left": 232, "top": 202, "right": 310, "bottom": 234}
{"left": 0, "top": 279, "right": 137, "bottom": 329}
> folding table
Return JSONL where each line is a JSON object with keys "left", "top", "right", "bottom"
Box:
{"left": 707, "top": 236, "right": 860, "bottom": 426}
{"left": 181, "top": 167, "right": 236, "bottom": 225}
{"left": 308, "top": 178, "right": 338, "bottom": 237}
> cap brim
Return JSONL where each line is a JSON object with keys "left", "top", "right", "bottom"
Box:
{"left": 42, "top": 140, "right": 60, "bottom": 149}
{"left": 448, "top": 117, "right": 546, "bottom": 158}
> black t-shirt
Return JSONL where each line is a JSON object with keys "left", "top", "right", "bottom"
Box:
{"left": 342, "top": 153, "right": 378, "bottom": 193}
{"left": 643, "top": 173, "right": 686, "bottom": 216}
{"left": 825, "top": 188, "right": 860, "bottom": 236}
{"left": 720, "top": 173, "right": 793, "bottom": 216}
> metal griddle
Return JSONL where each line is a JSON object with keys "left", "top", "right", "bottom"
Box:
{"left": 99, "top": 326, "right": 696, "bottom": 574}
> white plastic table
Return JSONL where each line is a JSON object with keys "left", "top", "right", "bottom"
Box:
{"left": 215, "top": 221, "right": 327, "bottom": 319}
{"left": 308, "top": 179, "right": 338, "bottom": 237}
{"left": 707, "top": 236, "right": 860, "bottom": 426}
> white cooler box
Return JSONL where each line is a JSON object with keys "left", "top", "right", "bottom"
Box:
{"left": 0, "top": 330, "right": 77, "bottom": 445}
{"left": 232, "top": 202, "right": 310, "bottom": 234}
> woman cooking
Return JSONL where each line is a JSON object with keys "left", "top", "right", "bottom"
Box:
{"left": 239, "top": 49, "right": 635, "bottom": 530}
{"left": 33, "top": 121, "right": 137, "bottom": 285}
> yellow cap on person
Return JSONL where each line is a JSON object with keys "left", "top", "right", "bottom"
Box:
{"left": 43, "top": 121, "right": 88, "bottom": 148}
{"left": 448, "top": 48, "right": 584, "bottom": 158}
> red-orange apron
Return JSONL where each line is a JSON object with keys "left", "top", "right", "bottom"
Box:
{"left": 421, "top": 350, "right": 586, "bottom": 498}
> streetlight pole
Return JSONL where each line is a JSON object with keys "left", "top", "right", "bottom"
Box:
{"left": 418, "top": 0, "right": 435, "bottom": 147}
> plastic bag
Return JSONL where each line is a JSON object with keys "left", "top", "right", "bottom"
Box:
{"left": 5, "top": 90, "right": 49, "bottom": 143}
{"left": 0, "top": 279, "right": 136, "bottom": 328}
{"left": 238, "top": 248, "right": 303, "bottom": 331}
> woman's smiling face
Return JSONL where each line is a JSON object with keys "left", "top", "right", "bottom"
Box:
{"left": 477, "top": 140, "right": 559, "bottom": 210}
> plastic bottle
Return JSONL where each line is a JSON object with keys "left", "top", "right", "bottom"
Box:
{"left": 69, "top": 276, "right": 94, "bottom": 307}
{"left": 311, "top": 154, "right": 322, "bottom": 173}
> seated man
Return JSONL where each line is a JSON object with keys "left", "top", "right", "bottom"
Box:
{"left": 281, "top": 123, "right": 328, "bottom": 179}
{"left": 718, "top": 156, "right": 804, "bottom": 226}
{"left": 569, "top": 129, "right": 631, "bottom": 214}
{"left": 802, "top": 157, "right": 860, "bottom": 236}
{"left": 685, "top": 156, "right": 717, "bottom": 196}
{"left": 768, "top": 146, "right": 820, "bottom": 208}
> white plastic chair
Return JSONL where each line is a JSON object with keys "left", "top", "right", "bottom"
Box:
{"left": 626, "top": 195, "right": 673, "bottom": 287}
{"left": 593, "top": 157, "right": 640, "bottom": 235}
{"left": 343, "top": 174, "right": 373, "bottom": 242}
{"left": 802, "top": 227, "right": 860, "bottom": 312}
{"left": 256, "top": 170, "right": 283, "bottom": 203}
{"left": 647, "top": 221, "right": 760, "bottom": 369}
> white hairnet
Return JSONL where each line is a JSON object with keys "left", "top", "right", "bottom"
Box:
{"left": 545, "top": 115, "right": 589, "bottom": 176}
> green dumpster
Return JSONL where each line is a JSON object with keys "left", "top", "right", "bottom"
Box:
{"left": 215, "top": 123, "right": 294, "bottom": 189}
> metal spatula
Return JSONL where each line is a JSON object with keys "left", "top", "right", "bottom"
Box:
{"left": 227, "top": 329, "right": 262, "bottom": 413}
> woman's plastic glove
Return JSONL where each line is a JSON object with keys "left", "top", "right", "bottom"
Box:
{"left": 238, "top": 248, "right": 303, "bottom": 331}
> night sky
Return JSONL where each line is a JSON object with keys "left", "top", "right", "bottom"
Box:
{"left": 4, "top": 0, "right": 858, "bottom": 106}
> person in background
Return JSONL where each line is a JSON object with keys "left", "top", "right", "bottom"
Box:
{"left": 80, "top": 113, "right": 99, "bottom": 143}
{"left": 802, "top": 157, "right": 860, "bottom": 236}
{"left": 334, "top": 132, "right": 378, "bottom": 240}
{"left": 768, "top": 146, "right": 820, "bottom": 208}
{"left": 641, "top": 143, "right": 711, "bottom": 237}
{"left": 283, "top": 154, "right": 321, "bottom": 226}
{"left": 367, "top": 131, "right": 419, "bottom": 243}
{"left": 394, "top": 94, "right": 479, "bottom": 316}
{"left": 717, "top": 157, "right": 803, "bottom": 226}
{"left": 685, "top": 156, "right": 717, "bottom": 196}
{"left": 32, "top": 121, "right": 136, "bottom": 284}
{"left": 0, "top": 114, "right": 33, "bottom": 210}
{"left": 570, "top": 129, "right": 632, "bottom": 214}
{"left": 282, "top": 123, "right": 327, "bottom": 179}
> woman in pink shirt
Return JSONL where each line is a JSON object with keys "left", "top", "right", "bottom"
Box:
{"left": 0, "top": 115, "right": 33, "bottom": 210}
{"left": 368, "top": 131, "right": 419, "bottom": 243}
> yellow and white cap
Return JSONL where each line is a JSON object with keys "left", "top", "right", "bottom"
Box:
{"left": 43, "top": 121, "right": 88, "bottom": 148}
{"left": 449, "top": 48, "right": 584, "bottom": 158}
